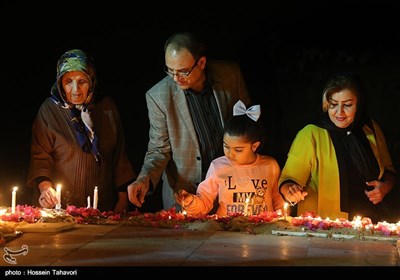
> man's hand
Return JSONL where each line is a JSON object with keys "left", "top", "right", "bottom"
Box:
{"left": 127, "top": 176, "right": 150, "bottom": 207}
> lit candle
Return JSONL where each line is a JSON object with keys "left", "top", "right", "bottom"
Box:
{"left": 93, "top": 186, "right": 98, "bottom": 210}
{"left": 11, "top": 186, "right": 18, "bottom": 214}
{"left": 87, "top": 196, "right": 91, "bottom": 208}
{"left": 181, "top": 197, "right": 187, "bottom": 215}
{"left": 283, "top": 202, "right": 288, "bottom": 220}
{"left": 55, "top": 184, "right": 62, "bottom": 210}
{"left": 352, "top": 216, "right": 362, "bottom": 229}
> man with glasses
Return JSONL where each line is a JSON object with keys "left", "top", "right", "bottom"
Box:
{"left": 128, "top": 31, "right": 251, "bottom": 211}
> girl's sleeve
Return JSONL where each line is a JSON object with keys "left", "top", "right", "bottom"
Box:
{"left": 185, "top": 163, "right": 219, "bottom": 216}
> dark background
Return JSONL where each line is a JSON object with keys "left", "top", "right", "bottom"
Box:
{"left": 1, "top": 0, "right": 400, "bottom": 211}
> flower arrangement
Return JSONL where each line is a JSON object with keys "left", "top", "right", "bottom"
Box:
{"left": 1, "top": 205, "right": 399, "bottom": 239}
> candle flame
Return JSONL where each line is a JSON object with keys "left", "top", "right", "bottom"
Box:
{"left": 352, "top": 216, "right": 362, "bottom": 229}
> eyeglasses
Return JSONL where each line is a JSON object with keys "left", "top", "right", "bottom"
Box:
{"left": 164, "top": 58, "right": 200, "bottom": 77}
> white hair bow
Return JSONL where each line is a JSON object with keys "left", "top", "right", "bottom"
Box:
{"left": 233, "top": 100, "right": 261, "bottom": 122}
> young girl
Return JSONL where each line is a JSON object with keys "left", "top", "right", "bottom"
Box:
{"left": 175, "top": 100, "right": 284, "bottom": 217}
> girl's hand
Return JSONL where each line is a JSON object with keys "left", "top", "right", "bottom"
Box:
{"left": 174, "top": 189, "right": 193, "bottom": 206}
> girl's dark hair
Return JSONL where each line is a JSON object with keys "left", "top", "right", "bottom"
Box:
{"left": 224, "top": 115, "right": 264, "bottom": 144}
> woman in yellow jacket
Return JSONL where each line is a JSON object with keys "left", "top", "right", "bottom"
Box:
{"left": 279, "top": 73, "right": 398, "bottom": 223}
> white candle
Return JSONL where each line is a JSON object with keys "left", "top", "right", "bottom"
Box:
{"left": 11, "top": 186, "right": 18, "bottom": 213}
{"left": 283, "top": 202, "right": 288, "bottom": 220}
{"left": 93, "top": 187, "right": 98, "bottom": 210}
{"left": 181, "top": 197, "right": 187, "bottom": 215}
{"left": 87, "top": 196, "right": 91, "bottom": 208}
{"left": 55, "top": 184, "right": 62, "bottom": 210}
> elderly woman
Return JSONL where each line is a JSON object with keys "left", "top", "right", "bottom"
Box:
{"left": 279, "top": 73, "right": 398, "bottom": 223}
{"left": 27, "top": 49, "right": 135, "bottom": 212}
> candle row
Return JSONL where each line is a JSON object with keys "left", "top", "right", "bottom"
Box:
{"left": 243, "top": 198, "right": 290, "bottom": 219}
{"left": 9, "top": 185, "right": 99, "bottom": 212}
{"left": 87, "top": 187, "right": 98, "bottom": 209}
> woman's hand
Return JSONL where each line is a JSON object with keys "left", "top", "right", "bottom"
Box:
{"left": 365, "top": 171, "right": 395, "bottom": 204}
{"left": 114, "top": 192, "right": 129, "bottom": 213}
{"left": 39, "top": 186, "right": 58, "bottom": 208}
{"left": 365, "top": 180, "right": 388, "bottom": 204}
{"left": 280, "top": 182, "right": 308, "bottom": 205}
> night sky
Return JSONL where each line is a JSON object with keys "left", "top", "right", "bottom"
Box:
{"left": 1, "top": 1, "right": 400, "bottom": 210}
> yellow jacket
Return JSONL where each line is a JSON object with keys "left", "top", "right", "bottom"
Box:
{"left": 279, "top": 120, "right": 395, "bottom": 220}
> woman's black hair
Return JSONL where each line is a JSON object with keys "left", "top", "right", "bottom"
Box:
{"left": 322, "top": 72, "right": 370, "bottom": 129}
